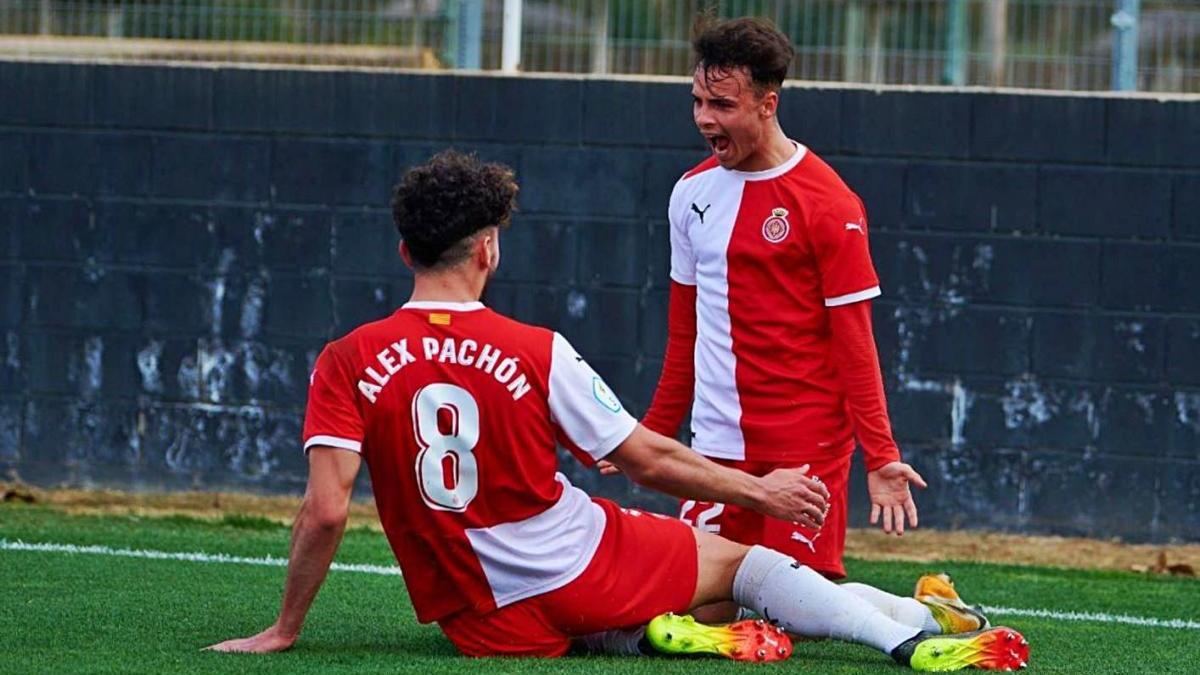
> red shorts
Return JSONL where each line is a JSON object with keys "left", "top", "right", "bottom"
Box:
{"left": 679, "top": 452, "right": 852, "bottom": 579}
{"left": 439, "top": 498, "right": 698, "bottom": 657}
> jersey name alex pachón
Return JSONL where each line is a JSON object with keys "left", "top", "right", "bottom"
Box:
{"left": 302, "top": 301, "right": 636, "bottom": 623}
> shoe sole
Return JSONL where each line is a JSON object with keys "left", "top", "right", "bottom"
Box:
{"left": 910, "top": 627, "right": 1030, "bottom": 672}
{"left": 646, "top": 613, "right": 793, "bottom": 662}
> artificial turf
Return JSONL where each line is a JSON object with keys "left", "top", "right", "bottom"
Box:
{"left": 2, "top": 504, "right": 1197, "bottom": 674}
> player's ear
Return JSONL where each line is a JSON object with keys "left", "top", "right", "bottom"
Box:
{"left": 760, "top": 89, "right": 779, "bottom": 119}
{"left": 474, "top": 231, "right": 492, "bottom": 269}
{"left": 398, "top": 241, "right": 415, "bottom": 269}
{"left": 479, "top": 228, "right": 500, "bottom": 271}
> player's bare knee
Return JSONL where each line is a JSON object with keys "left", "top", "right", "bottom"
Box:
{"left": 690, "top": 530, "right": 750, "bottom": 607}
{"left": 699, "top": 529, "right": 749, "bottom": 561}
{"left": 718, "top": 537, "right": 751, "bottom": 577}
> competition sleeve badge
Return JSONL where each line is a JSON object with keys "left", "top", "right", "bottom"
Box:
{"left": 592, "top": 376, "right": 623, "bottom": 413}
{"left": 762, "top": 207, "right": 790, "bottom": 243}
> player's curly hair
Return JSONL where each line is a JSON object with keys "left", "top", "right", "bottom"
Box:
{"left": 692, "top": 14, "right": 794, "bottom": 95}
{"left": 391, "top": 150, "right": 518, "bottom": 270}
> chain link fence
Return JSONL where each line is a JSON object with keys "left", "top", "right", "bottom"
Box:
{"left": 1, "top": 1, "right": 1197, "bottom": 92}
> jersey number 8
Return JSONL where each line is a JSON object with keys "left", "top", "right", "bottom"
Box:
{"left": 412, "top": 383, "right": 480, "bottom": 512}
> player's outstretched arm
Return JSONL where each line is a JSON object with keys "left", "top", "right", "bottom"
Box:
{"left": 827, "top": 301, "right": 927, "bottom": 535}
{"left": 205, "top": 447, "right": 362, "bottom": 653}
{"left": 607, "top": 425, "right": 829, "bottom": 529}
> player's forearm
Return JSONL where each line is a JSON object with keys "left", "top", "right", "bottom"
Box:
{"left": 828, "top": 301, "right": 900, "bottom": 471}
{"left": 274, "top": 498, "right": 348, "bottom": 637}
{"left": 621, "top": 427, "right": 765, "bottom": 511}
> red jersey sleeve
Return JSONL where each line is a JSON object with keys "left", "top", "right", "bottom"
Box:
{"left": 808, "top": 194, "right": 882, "bottom": 307}
{"left": 828, "top": 301, "right": 901, "bottom": 471}
{"left": 642, "top": 281, "right": 697, "bottom": 437}
{"left": 302, "top": 343, "right": 365, "bottom": 454}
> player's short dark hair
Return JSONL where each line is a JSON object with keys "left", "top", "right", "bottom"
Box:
{"left": 692, "top": 15, "right": 794, "bottom": 95}
{"left": 391, "top": 150, "right": 518, "bottom": 270}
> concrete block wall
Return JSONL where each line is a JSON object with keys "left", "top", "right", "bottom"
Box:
{"left": 1, "top": 61, "right": 1197, "bottom": 541}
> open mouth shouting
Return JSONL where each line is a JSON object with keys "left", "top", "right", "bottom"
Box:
{"left": 706, "top": 133, "right": 733, "bottom": 162}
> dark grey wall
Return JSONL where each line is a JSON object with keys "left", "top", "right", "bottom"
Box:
{"left": 1, "top": 61, "right": 1198, "bottom": 542}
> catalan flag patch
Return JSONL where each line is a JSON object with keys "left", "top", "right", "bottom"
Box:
{"left": 429, "top": 313, "right": 452, "bottom": 326}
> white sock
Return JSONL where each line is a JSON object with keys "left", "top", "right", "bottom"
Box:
{"left": 841, "top": 582, "right": 942, "bottom": 633}
{"left": 732, "top": 546, "right": 920, "bottom": 654}
{"left": 732, "top": 606, "right": 759, "bottom": 621}
{"left": 578, "top": 627, "right": 646, "bottom": 655}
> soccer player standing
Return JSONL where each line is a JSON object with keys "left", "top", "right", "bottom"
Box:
{"left": 205, "top": 151, "right": 1024, "bottom": 670}
{"left": 640, "top": 17, "right": 925, "bottom": 584}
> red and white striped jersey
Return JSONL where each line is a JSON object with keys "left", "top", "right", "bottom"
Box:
{"left": 303, "top": 301, "right": 636, "bottom": 623}
{"left": 669, "top": 143, "right": 880, "bottom": 462}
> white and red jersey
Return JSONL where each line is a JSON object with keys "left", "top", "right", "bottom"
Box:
{"left": 303, "top": 301, "right": 636, "bottom": 624}
{"left": 668, "top": 142, "right": 881, "bottom": 462}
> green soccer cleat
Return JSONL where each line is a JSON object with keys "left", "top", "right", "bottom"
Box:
{"left": 645, "top": 613, "right": 793, "bottom": 662}
{"left": 915, "top": 573, "right": 992, "bottom": 634}
{"left": 891, "top": 627, "right": 1030, "bottom": 672}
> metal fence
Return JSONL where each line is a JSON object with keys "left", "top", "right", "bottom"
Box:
{"left": 1, "top": 1, "right": 1198, "bottom": 92}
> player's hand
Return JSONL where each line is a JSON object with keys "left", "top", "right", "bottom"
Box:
{"left": 867, "top": 461, "right": 927, "bottom": 536}
{"left": 596, "top": 460, "right": 622, "bottom": 475}
{"left": 205, "top": 624, "right": 297, "bottom": 654}
{"left": 758, "top": 464, "right": 829, "bottom": 530}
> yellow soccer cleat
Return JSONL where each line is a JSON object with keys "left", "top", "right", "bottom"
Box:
{"left": 892, "top": 627, "right": 1030, "bottom": 672}
{"left": 645, "top": 613, "right": 793, "bottom": 662}
{"left": 915, "top": 573, "right": 991, "bottom": 634}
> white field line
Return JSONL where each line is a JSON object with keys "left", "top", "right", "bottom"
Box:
{"left": 0, "top": 539, "right": 400, "bottom": 576}
{"left": 3, "top": 539, "right": 1197, "bottom": 630}
{"left": 979, "top": 605, "right": 1200, "bottom": 631}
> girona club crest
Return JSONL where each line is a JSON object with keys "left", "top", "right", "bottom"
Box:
{"left": 761, "top": 207, "right": 790, "bottom": 243}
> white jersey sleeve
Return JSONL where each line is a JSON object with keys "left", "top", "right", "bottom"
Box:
{"left": 548, "top": 332, "right": 637, "bottom": 460}
{"left": 667, "top": 178, "right": 698, "bottom": 285}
